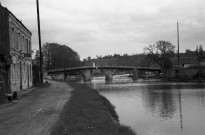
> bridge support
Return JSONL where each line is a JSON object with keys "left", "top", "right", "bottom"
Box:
{"left": 63, "top": 73, "right": 69, "bottom": 80}
{"left": 83, "top": 69, "right": 92, "bottom": 82}
{"left": 104, "top": 70, "right": 113, "bottom": 81}
{"left": 132, "top": 68, "right": 138, "bottom": 81}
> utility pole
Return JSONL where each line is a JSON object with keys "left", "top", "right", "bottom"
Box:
{"left": 36, "top": 0, "right": 43, "bottom": 83}
{"left": 177, "top": 22, "right": 180, "bottom": 66}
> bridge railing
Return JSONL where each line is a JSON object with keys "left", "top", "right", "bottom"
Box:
{"left": 48, "top": 65, "right": 161, "bottom": 74}
{"left": 48, "top": 66, "right": 95, "bottom": 72}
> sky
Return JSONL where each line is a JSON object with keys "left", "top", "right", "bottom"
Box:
{"left": 1, "top": 0, "right": 205, "bottom": 59}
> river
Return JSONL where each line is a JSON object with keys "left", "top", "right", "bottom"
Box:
{"left": 84, "top": 75, "right": 205, "bottom": 135}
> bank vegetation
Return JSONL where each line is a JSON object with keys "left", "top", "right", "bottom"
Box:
{"left": 51, "top": 82, "right": 136, "bottom": 135}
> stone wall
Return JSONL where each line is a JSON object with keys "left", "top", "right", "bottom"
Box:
{"left": 9, "top": 12, "right": 32, "bottom": 92}
{"left": 0, "top": 4, "right": 33, "bottom": 99}
{"left": 0, "top": 5, "right": 10, "bottom": 101}
{"left": 0, "top": 5, "right": 10, "bottom": 56}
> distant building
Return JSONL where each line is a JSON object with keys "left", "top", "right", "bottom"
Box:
{"left": 171, "top": 50, "right": 205, "bottom": 68}
{"left": 169, "top": 50, "right": 205, "bottom": 79}
{"left": 0, "top": 4, "right": 32, "bottom": 100}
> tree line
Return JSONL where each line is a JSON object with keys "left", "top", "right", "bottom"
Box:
{"left": 34, "top": 43, "right": 81, "bottom": 70}
{"left": 34, "top": 41, "right": 204, "bottom": 74}
{"left": 84, "top": 40, "right": 204, "bottom": 74}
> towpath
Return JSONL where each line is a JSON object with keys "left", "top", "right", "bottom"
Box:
{"left": 0, "top": 80, "right": 72, "bottom": 135}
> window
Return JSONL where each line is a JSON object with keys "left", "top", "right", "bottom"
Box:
{"left": 11, "top": 64, "right": 13, "bottom": 82}
{"left": 29, "top": 40, "right": 31, "bottom": 54}
{"left": 24, "top": 63, "right": 26, "bottom": 81}
{"left": 20, "top": 35, "right": 23, "bottom": 51}
{"left": 22, "top": 36, "right": 24, "bottom": 53}
{"left": 30, "top": 64, "right": 32, "bottom": 81}
{"left": 16, "top": 63, "right": 20, "bottom": 81}
{"left": 26, "top": 39, "right": 29, "bottom": 54}
{"left": 18, "top": 33, "right": 21, "bottom": 50}
{"left": 24, "top": 38, "right": 27, "bottom": 53}
{"left": 12, "top": 28, "right": 15, "bottom": 48}
{"left": 9, "top": 27, "right": 12, "bottom": 47}
{"left": 15, "top": 31, "right": 18, "bottom": 49}
{"left": 14, "top": 64, "right": 16, "bottom": 83}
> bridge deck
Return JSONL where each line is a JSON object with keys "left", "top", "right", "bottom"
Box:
{"left": 48, "top": 66, "right": 161, "bottom": 74}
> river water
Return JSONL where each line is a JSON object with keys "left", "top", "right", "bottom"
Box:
{"left": 86, "top": 75, "right": 205, "bottom": 135}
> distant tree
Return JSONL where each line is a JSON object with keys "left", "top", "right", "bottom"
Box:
{"left": 143, "top": 40, "right": 175, "bottom": 72}
{"left": 32, "top": 50, "right": 41, "bottom": 85}
{"left": 96, "top": 55, "right": 102, "bottom": 59}
{"left": 123, "top": 53, "right": 128, "bottom": 56}
{"left": 195, "top": 45, "right": 204, "bottom": 79}
{"left": 113, "top": 54, "right": 120, "bottom": 58}
{"left": 196, "top": 45, "right": 204, "bottom": 62}
{"left": 40, "top": 43, "right": 81, "bottom": 70}
{"left": 83, "top": 53, "right": 146, "bottom": 67}
{"left": 103, "top": 55, "right": 113, "bottom": 59}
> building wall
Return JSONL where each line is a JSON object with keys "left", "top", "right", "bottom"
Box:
{"left": 8, "top": 12, "right": 32, "bottom": 92}
{"left": 0, "top": 5, "right": 10, "bottom": 55}
{"left": 0, "top": 5, "right": 10, "bottom": 101}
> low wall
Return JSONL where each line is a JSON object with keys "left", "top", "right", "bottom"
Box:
{"left": 169, "top": 67, "right": 205, "bottom": 80}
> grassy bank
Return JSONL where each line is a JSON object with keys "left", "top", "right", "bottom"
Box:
{"left": 51, "top": 82, "right": 136, "bottom": 135}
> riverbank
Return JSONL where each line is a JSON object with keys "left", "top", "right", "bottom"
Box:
{"left": 50, "top": 82, "right": 136, "bottom": 135}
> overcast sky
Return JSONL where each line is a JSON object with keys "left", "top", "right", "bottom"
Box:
{"left": 1, "top": 0, "right": 205, "bottom": 59}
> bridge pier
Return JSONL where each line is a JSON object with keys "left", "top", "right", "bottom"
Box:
{"left": 83, "top": 69, "right": 92, "bottom": 82}
{"left": 132, "top": 68, "right": 138, "bottom": 81}
{"left": 63, "top": 73, "right": 69, "bottom": 80}
{"left": 104, "top": 70, "right": 113, "bottom": 81}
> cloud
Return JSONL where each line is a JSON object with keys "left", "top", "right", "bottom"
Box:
{"left": 1, "top": 0, "right": 205, "bottom": 59}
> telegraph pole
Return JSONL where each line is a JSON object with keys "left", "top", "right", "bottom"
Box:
{"left": 177, "top": 22, "right": 180, "bottom": 66}
{"left": 36, "top": 0, "right": 43, "bottom": 83}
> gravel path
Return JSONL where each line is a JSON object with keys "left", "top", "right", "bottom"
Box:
{"left": 0, "top": 80, "right": 72, "bottom": 135}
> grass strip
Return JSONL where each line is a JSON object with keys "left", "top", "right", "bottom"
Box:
{"left": 51, "top": 82, "right": 136, "bottom": 135}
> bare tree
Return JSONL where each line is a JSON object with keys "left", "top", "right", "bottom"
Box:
{"left": 143, "top": 40, "right": 175, "bottom": 72}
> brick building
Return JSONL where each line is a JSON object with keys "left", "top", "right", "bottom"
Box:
{"left": 0, "top": 4, "right": 32, "bottom": 101}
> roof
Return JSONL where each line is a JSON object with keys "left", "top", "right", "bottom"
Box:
{"left": 170, "top": 57, "right": 205, "bottom": 65}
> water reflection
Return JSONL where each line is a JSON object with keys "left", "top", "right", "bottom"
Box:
{"left": 143, "top": 88, "right": 176, "bottom": 119}
{"left": 178, "top": 90, "right": 183, "bottom": 134}
{"left": 87, "top": 75, "right": 205, "bottom": 135}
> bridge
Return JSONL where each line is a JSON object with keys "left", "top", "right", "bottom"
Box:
{"left": 47, "top": 66, "right": 161, "bottom": 81}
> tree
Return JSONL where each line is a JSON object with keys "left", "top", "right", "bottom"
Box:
{"left": 196, "top": 45, "right": 204, "bottom": 62}
{"left": 195, "top": 45, "right": 204, "bottom": 79}
{"left": 143, "top": 40, "right": 175, "bottom": 72}
{"left": 37, "top": 43, "right": 81, "bottom": 70}
{"left": 32, "top": 50, "right": 41, "bottom": 85}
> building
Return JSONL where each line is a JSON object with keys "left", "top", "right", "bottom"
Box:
{"left": 171, "top": 50, "right": 205, "bottom": 68}
{"left": 0, "top": 4, "right": 32, "bottom": 101}
{"left": 169, "top": 50, "right": 205, "bottom": 80}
